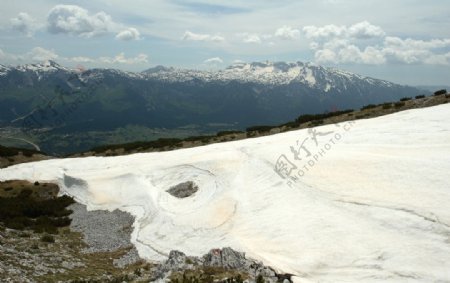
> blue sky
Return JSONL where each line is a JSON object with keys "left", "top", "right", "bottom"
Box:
{"left": 1, "top": 0, "right": 450, "bottom": 85}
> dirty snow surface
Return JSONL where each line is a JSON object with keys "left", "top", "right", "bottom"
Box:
{"left": 1, "top": 104, "right": 450, "bottom": 282}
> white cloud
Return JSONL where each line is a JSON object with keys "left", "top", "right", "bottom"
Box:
{"left": 338, "top": 45, "right": 386, "bottom": 64}
{"left": 303, "top": 24, "right": 346, "bottom": 40}
{"left": 27, "top": 47, "right": 58, "bottom": 61}
{"left": 99, "top": 53, "right": 148, "bottom": 64}
{"left": 382, "top": 37, "right": 450, "bottom": 64}
{"left": 303, "top": 21, "right": 384, "bottom": 40}
{"left": 69, "top": 56, "right": 94, "bottom": 63}
{"left": 10, "top": 12, "right": 37, "bottom": 37}
{"left": 47, "top": 5, "right": 114, "bottom": 37}
{"left": 275, "top": 25, "right": 300, "bottom": 40}
{"left": 204, "top": 57, "right": 223, "bottom": 64}
{"left": 182, "top": 31, "right": 224, "bottom": 42}
{"left": 348, "top": 21, "right": 385, "bottom": 39}
{"left": 116, "top": 27, "right": 141, "bottom": 41}
{"left": 0, "top": 48, "right": 7, "bottom": 60}
{"left": 384, "top": 37, "right": 450, "bottom": 50}
{"left": 314, "top": 49, "right": 338, "bottom": 64}
{"left": 303, "top": 21, "right": 450, "bottom": 66}
{"left": 237, "top": 33, "right": 262, "bottom": 44}
{"left": 311, "top": 34, "right": 450, "bottom": 65}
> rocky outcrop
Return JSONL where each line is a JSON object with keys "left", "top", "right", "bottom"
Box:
{"left": 166, "top": 181, "right": 199, "bottom": 198}
{"left": 154, "top": 247, "right": 289, "bottom": 283}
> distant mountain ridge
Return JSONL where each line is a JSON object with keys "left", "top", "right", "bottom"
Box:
{"left": 0, "top": 60, "right": 423, "bottom": 154}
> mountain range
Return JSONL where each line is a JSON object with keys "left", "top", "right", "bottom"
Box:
{"left": 0, "top": 60, "right": 423, "bottom": 154}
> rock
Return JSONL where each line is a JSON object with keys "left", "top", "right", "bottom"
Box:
{"left": 203, "top": 247, "right": 246, "bottom": 269}
{"left": 153, "top": 250, "right": 191, "bottom": 280}
{"left": 166, "top": 250, "right": 187, "bottom": 269}
{"left": 113, "top": 247, "right": 140, "bottom": 268}
{"left": 166, "top": 181, "right": 198, "bottom": 198}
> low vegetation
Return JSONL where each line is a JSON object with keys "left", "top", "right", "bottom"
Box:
{"left": 434, "top": 89, "right": 447, "bottom": 96}
{"left": 0, "top": 144, "right": 42, "bottom": 157}
{"left": 0, "top": 183, "right": 75, "bottom": 234}
{"left": 382, "top": 103, "right": 392, "bottom": 109}
{"left": 394, "top": 102, "right": 405, "bottom": 108}
{"left": 361, "top": 104, "right": 377, "bottom": 110}
{"left": 170, "top": 268, "right": 247, "bottom": 283}
{"left": 295, "top": 109, "right": 353, "bottom": 125}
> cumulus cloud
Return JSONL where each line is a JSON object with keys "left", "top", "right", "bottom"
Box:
{"left": 0, "top": 48, "right": 7, "bottom": 60}
{"left": 47, "top": 5, "right": 114, "bottom": 37}
{"left": 381, "top": 37, "right": 450, "bottom": 64}
{"left": 303, "top": 21, "right": 384, "bottom": 40}
{"left": 27, "top": 47, "right": 59, "bottom": 61}
{"left": 0, "top": 47, "right": 58, "bottom": 62}
{"left": 115, "top": 27, "right": 141, "bottom": 41}
{"left": 69, "top": 56, "right": 94, "bottom": 63}
{"left": 204, "top": 57, "right": 224, "bottom": 64}
{"left": 348, "top": 21, "right": 385, "bottom": 39}
{"left": 99, "top": 53, "right": 148, "bottom": 64}
{"left": 182, "top": 31, "right": 224, "bottom": 42}
{"left": 237, "top": 33, "right": 262, "bottom": 44}
{"left": 10, "top": 12, "right": 37, "bottom": 37}
{"left": 303, "top": 24, "right": 346, "bottom": 40}
{"left": 275, "top": 25, "right": 300, "bottom": 40}
{"left": 303, "top": 21, "right": 450, "bottom": 66}
{"left": 311, "top": 34, "right": 450, "bottom": 65}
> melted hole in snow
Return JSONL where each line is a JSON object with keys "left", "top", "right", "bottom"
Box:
{"left": 166, "top": 181, "right": 198, "bottom": 198}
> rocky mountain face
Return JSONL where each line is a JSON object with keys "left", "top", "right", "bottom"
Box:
{"left": 0, "top": 60, "right": 423, "bottom": 153}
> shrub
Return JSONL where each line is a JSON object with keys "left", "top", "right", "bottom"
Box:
{"left": 40, "top": 234, "right": 55, "bottom": 243}
{"left": 434, "top": 89, "right": 447, "bottom": 96}
{"left": 0, "top": 145, "right": 43, "bottom": 157}
{"left": 394, "top": 102, "right": 405, "bottom": 108}
{"left": 415, "top": 95, "right": 425, "bottom": 99}
{"left": 246, "top": 125, "right": 273, "bottom": 133}
{"left": 295, "top": 109, "right": 353, "bottom": 124}
{"left": 382, "top": 103, "right": 392, "bottom": 109}
{"left": 216, "top": 130, "right": 243, "bottom": 137}
{"left": 400, "top": 97, "right": 412, "bottom": 101}
{"left": 361, "top": 104, "right": 377, "bottom": 110}
{"left": 279, "top": 121, "right": 299, "bottom": 128}
{"left": 0, "top": 191, "right": 74, "bottom": 233}
{"left": 310, "top": 120, "right": 324, "bottom": 126}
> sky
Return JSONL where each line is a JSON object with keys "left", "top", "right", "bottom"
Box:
{"left": 1, "top": 0, "right": 450, "bottom": 85}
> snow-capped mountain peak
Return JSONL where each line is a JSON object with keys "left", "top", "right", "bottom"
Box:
{"left": 0, "top": 64, "right": 11, "bottom": 76}
{"left": 16, "top": 60, "right": 68, "bottom": 73}
{"left": 140, "top": 60, "right": 395, "bottom": 92}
